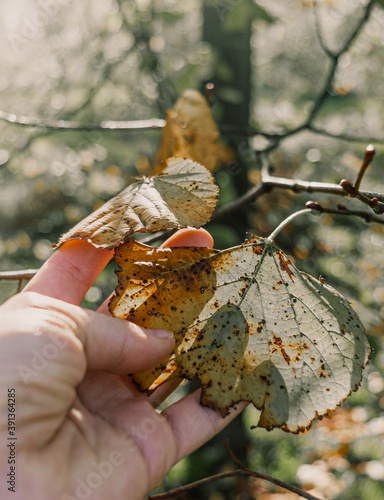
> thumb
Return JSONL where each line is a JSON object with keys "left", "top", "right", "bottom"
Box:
{"left": 1, "top": 292, "right": 174, "bottom": 379}
{"left": 78, "top": 307, "right": 175, "bottom": 374}
{"left": 0, "top": 292, "right": 174, "bottom": 449}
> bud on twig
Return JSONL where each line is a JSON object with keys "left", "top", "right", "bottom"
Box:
{"left": 340, "top": 179, "right": 355, "bottom": 197}
{"left": 305, "top": 201, "right": 322, "bottom": 211}
{"left": 370, "top": 197, "right": 378, "bottom": 208}
{"left": 353, "top": 144, "right": 375, "bottom": 193}
{"left": 364, "top": 144, "right": 375, "bottom": 161}
{"left": 373, "top": 202, "right": 384, "bottom": 215}
{"left": 204, "top": 82, "right": 215, "bottom": 106}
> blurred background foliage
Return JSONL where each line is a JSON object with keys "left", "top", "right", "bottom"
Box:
{"left": 1, "top": 0, "right": 384, "bottom": 498}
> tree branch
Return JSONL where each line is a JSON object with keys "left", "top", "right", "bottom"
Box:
{"left": 213, "top": 183, "right": 272, "bottom": 220}
{"left": 261, "top": 172, "right": 384, "bottom": 202}
{"left": 213, "top": 147, "right": 384, "bottom": 224}
{"left": 308, "top": 124, "right": 384, "bottom": 145}
{"left": 0, "top": 1, "right": 377, "bottom": 156}
{"left": 260, "top": 150, "right": 384, "bottom": 201}
{"left": 313, "top": 0, "right": 336, "bottom": 59}
{"left": 147, "top": 442, "right": 321, "bottom": 500}
{"left": 0, "top": 270, "right": 39, "bottom": 293}
{"left": 306, "top": 0, "right": 374, "bottom": 125}
{"left": 256, "top": 0, "right": 375, "bottom": 153}
{"left": 3, "top": 108, "right": 384, "bottom": 148}
{"left": 306, "top": 200, "right": 384, "bottom": 225}
{"left": 0, "top": 109, "right": 166, "bottom": 132}
{"left": 0, "top": 270, "right": 39, "bottom": 281}
{"left": 147, "top": 469, "right": 320, "bottom": 500}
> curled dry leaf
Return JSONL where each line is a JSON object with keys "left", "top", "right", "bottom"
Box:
{"left": 109, "top": 237, "right": 371, "bottom": 433}
{"left": 155, "top": 89, "right": 220, "bottom": 173}
{"left": 54, "top": 157, "right": 218, "bottom": 250}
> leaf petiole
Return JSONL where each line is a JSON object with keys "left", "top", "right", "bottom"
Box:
{"left": 266, "top": 208, "right": 313, "bottom": 242}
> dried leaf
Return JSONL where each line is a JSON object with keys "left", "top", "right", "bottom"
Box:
{"left": 155, "top": 90, "right": 220, "bottom": 173}
{"left": 109, "top": 237, "right": 370, "bottom": 433}
{"left": 54, "top": 157, "right": 218, "bottom": 249}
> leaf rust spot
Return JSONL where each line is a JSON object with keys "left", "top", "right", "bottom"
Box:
{"left": 276, "top": 250, "right": 295, "bottom": 282}
{"left": 272, "top": 280, "right": 284, "bottom": 291}
{"left": 273, "top": 335, "right": 283, "bottom": 346}
{"left": 252, "top": 244, "right": 264, "bottom": 255}
{"left": 281, "top": 348, "right": 291, "bottom": 365}
{"left": 319, "top": 362, "right": 327, "bottom": 378}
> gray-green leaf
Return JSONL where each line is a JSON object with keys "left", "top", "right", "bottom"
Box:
{"left": 54, "top": 157, "right": 219, "bottom": 250}
{"left": 111, "top": 237, "right": 371, "bottom": 433}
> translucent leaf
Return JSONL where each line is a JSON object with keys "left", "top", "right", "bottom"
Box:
{"left": 54, "top": 157, "right": 218, "bottom": 250}
{"left": 109, "top": 236, "right": 371, "bottom": 433}
{"left": 155, "top": 90, "right": 220, "bottom": 173}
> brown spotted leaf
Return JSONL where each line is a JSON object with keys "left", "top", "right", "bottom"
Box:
{"left": 155, "top": 89, "right": 220, "bottom": 173}
{"left": 54, "top": 157, "right": 218, "bottom": 250}
{"left": 109, "top": 237, "right": 371, "bottom": 433}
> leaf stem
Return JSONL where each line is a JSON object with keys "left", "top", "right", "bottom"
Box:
{"left": 267, "top": 208, "right": 313, "bottom": 242}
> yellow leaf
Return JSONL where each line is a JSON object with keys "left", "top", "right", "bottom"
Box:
{"left": 155, "top": 90, "right": 220, "bottom": 172}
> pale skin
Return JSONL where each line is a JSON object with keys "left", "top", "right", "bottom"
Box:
{"left": 0, "top": 228, "right": 245, "bottom": 500}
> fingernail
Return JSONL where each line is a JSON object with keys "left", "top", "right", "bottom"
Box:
{"left": 148, "top": 328, "right": 174, "bottom": 340}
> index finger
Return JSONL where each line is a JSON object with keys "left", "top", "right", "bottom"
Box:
{"left": 24, "top": 228, "right": 213, "bottom": 307}
{"left": 23, "top": 239, "right": 113, "bottom": 305}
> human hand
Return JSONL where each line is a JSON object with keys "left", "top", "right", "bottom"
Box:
{"left": 0, "top": 229, "right": 245, "bottom": 500}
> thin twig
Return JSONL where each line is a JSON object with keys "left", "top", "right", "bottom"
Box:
{"left": 139, "top": 229, "right": 176, "bottom": 245}
{"left": 259, "top": 151, "right": 384, "bottom": 202}
{"left": 337, "top": 145, "right": 384, "bottom": 214}
{"left": 3, "top": 169, "right": 384, "bottom": 283}
{"left": 261, "top": 173, "right": 384, "bottom": 202}
{"left": 218, "top": 124, "right": 384, "bottom": 145}
{"left": 353, "top": 144, "right": 375, "bottom": 193}
{"left": 0, "top": 109, "right": 166, "bottom": 132}
{"left": 306, "top": 0, "right": 374, "bottom": 125}
{"left": 313, "top": 0, "right": 336, "bottom": 58}
{"left": 308, "top": 124, "right": 384, "bottom": 145}
{"left": 147, "top": 470, "right": 321, "bottom": 500}
{"left": 264, "top": 173, "right": 346, "bottom": 196}
{"left": 0, "top": 270, "right": 39, "bottom": 281}
{"left": 0, "top": 1, "right": 375, "bottom": 164}
{"left": 224, "top": 442, "right": 321, "bottom": 500}
{"left": 0, "top": 270, "right": 38, "bottom": 295}
{"left": 223, "top": 440, "right": 244, "bottom": 469}
{"left": 212, "top": 183, "right": 272, "bottom": 220}
{"left": 148, "top": 444, "right": 321, "bottom": 500}
{"left": 212, "top": 148, "right": 384, "bottom": 223}
{"left": 342, "top": 185, "right": 384, "bottom": 215}
{"left": 259, "top": 0, "right": 375, "bottom": 153}
{"left": 305, "top": 200, "right": 384, "bottom": 224}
